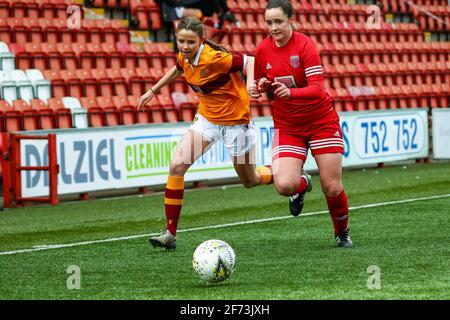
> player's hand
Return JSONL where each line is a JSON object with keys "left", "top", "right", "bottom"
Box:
{"left": 272, "top": 81, "right": 291, "bottom": 98}
{"left": 248, "top": 82, "right": 261, "bottom": 98}
{"left": 137, "top": 89, "right": 155, "bottom": 111}
{"left": 257, "top": 78, "right": 272, "bottom": 93}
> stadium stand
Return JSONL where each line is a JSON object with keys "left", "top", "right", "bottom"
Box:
{"left": 0, "top": 0, "right": 448, "bottom": 133}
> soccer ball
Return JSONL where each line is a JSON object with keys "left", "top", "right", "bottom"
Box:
{"left": 192, "top": 239, "right": 236, "bottom": 284}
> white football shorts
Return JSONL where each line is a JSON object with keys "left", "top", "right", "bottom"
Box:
{"left": 190, "top": 113, "right": 256, "bottom": 157}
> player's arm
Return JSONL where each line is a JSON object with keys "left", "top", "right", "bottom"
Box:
{"left": 245, "top": 55, "right": 264, "bottom": 98}
{"left": 244, "top": 55, "right": 256, "bottom": 90}
{"left": 287, "top": 38, "right": 325, "bottom": 100}
{"left": 248, "top": 50, "right": 271, "bottom": 98}
{"left": 137, "top": 65, "right": 183, "bottom": 111}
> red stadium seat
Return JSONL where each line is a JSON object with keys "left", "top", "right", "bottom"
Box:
{"left": 11, "top": 43, "right": 33, "bottom": 70}
{"left": 0, "top": 99, "right": 11, "bottom": 109}
{"left": 81, "top": 97, "right": 104, "bottom": 127}
{"left": 29, "top": 98, "right": 46, "bottom": 110}
{"left": 121, "top": 68, "right": 142, "bottom": 96}
{"left": 48, "top": 97, "right": 65, "bottom": 110}
{"left": 4, "top": 109, "right": 22, "bottom": 132}
{"left": 57, "top": 43, "right": 78, "bottom": 70}
{"left": 42, "top": 42, "right": 63, "bottom": 70}
{"left": 116, "top": 41, "right": 137, "bottom": 69}
{"left": 130, "top": 94, "right": 151, "bottom": 124}
{"left": 60, "top": 69, "right": 82, "bottom": 98}
{"left": 113, "top": 96, "right": 136, "bottom": 125}
{"left": 91, "top": 68, "right": 114, "bottom": 98}
{"left": 54, "top": 108, "right": 72, "bottom": 128}
{"left": 157, "top": 94, "right": 178, "bottom": 123}
{"left": 106, "top": 68, "right": 128, "bottom": 96}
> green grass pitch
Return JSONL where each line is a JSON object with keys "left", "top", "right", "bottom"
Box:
{"left": 0, "top": 162, "right": 449, "bottom": 300}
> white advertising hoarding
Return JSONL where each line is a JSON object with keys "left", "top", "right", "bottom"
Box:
{"left": 21, "top": 123, "right": 236, "bottom": 197}
{"left": 20, "top": 109, "right": 429, "bottom": 197}
{"left": 432, "top": 108, "right": 450, "bottom": 159}
{"left": 254, "top": 109, "right": 429, "bottom": 169}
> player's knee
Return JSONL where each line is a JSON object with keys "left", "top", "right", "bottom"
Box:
{"left": 169, "top": 161, "right": 188, "bottom": 176}
{"left": 275, "top": 181, "right": 296, "bottom": 196}
{"left": 321, "top": 181, "right": 342, "bottom": 198}
{"left": 241, "top": 178, "right": 258, "bottom": 188}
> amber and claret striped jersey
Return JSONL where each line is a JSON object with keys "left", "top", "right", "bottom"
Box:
{"left": 255, "top": 32, "right": 338, "bottom": 134}
{"left": 176, "top": 43, "right": 250, "bottom": 126}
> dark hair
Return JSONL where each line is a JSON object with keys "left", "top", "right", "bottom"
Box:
{"left": 176, "top": 16, "right": 228, "bottom": 52}
{"left": 266, "top": 0, "right": 294, "bottom": 18}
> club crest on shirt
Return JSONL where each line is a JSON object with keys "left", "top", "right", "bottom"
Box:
{"left": 290, "top": 55, "right": 300, "bottom": 68}
{"left": 200, "top": 69, "right": 208, "bottom": 78}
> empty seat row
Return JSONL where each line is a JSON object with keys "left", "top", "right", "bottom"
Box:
{"left": 329, "top": 84, "right": 449, "bottom": 112}
{"left": 42, "top": 66, "right": 188, "bottom": 98}
{"left": 0, "top": 17, "right": 130, "bottom": 45}
{"left": 0, "top": 0, "right": 82, "bottom": 19}
{"left": 413, "top": 12, "right": 450, "bottom": 31}
{"left": 232, "top": 2, "right": 376, "bottom": 25}
{"left": 323, "top": 61, "right": 450, "bottom": 89}
{"left": 89, "top": 0, "right": 162, "bottom": 30}
{"left": 379, "top": 0, "right": 448, "bottom": 13}
{"left": 0, "top": 98, "right": 72, "bottom": 131}
{"left": 318, "top": 41, "right": 450, "bottom": 65}
{"left": 88, "top": 0, "right": 130, "bottom": 8}
{"left": 10, "top": 41, "right": 177, "bottom": 71}
{"left": 0, "top": 69, "right": 50, "bottom": 103}
{"left": 0, "top": 41, "right": 14, "bottom": 71}
{"left": 129, "top": 0, "right": 162, "bottom": 30}
{"left": 221, "top": 20, "right": 424, "bottom": 47}
{"left": 0, "top": 92, "right": 197, "bottom": 131}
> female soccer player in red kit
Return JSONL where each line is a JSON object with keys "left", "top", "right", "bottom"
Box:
{"left": 249, "top": 0, "right": 353, "bottom": 247}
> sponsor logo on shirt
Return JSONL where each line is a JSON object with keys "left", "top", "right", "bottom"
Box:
{"left": 191, "top": 85, "right": 204, "bottom": 94}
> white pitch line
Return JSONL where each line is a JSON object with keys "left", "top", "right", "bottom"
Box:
{"left": 1, "top": 194, "right": 449, "bottom": 256}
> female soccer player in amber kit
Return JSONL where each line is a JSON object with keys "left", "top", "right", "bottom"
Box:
{"left": 137, "top": 16, "right": 274, "bottom": 250}
{"left": 249, "top": 0, "right": 353, "bottom": 247}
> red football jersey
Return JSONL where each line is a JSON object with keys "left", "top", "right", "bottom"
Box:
{"left": 255, "top": 32, "right": 338, "bottom": 133}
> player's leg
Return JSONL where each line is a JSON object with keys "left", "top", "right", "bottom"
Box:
{"left": 309, "top": 120, "right": 352, "bottom": 247}
{"left": 314, "top": 153, "right": 352, "bottom": 248}
{"left": 272, "top": 130, "right": 312, "bottom": 216}
{"left": 232, "top": 146, "right": 260, "bottom": 187}
{"left": 227, "top": 123, "right": 273, "bottom": 187}
{"left": 272, "top": 157, "right": 311, "bottom": 215}
{"left": 150, "top": 128, "right": 213, "bottom": 250}
{"left": 232, "top": 147, "right": 274, "bottom": 187}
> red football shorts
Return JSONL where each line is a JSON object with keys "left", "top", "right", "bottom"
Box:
{"left": 272, "top": 120, "right": 344, "bottom": 161}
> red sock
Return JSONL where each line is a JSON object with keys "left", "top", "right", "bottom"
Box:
{"left": 295, "top": 175, "right": 307, "bottom": 194}
{"left": 325, "top": 190, "right": 349, "bottom": 236}
{"left": 164, "top": 175, "right": 184, "bottom": 236}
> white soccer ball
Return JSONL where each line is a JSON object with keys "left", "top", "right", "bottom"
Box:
{"left": 192, "top": 239, "right": 236, "bottom": 284}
